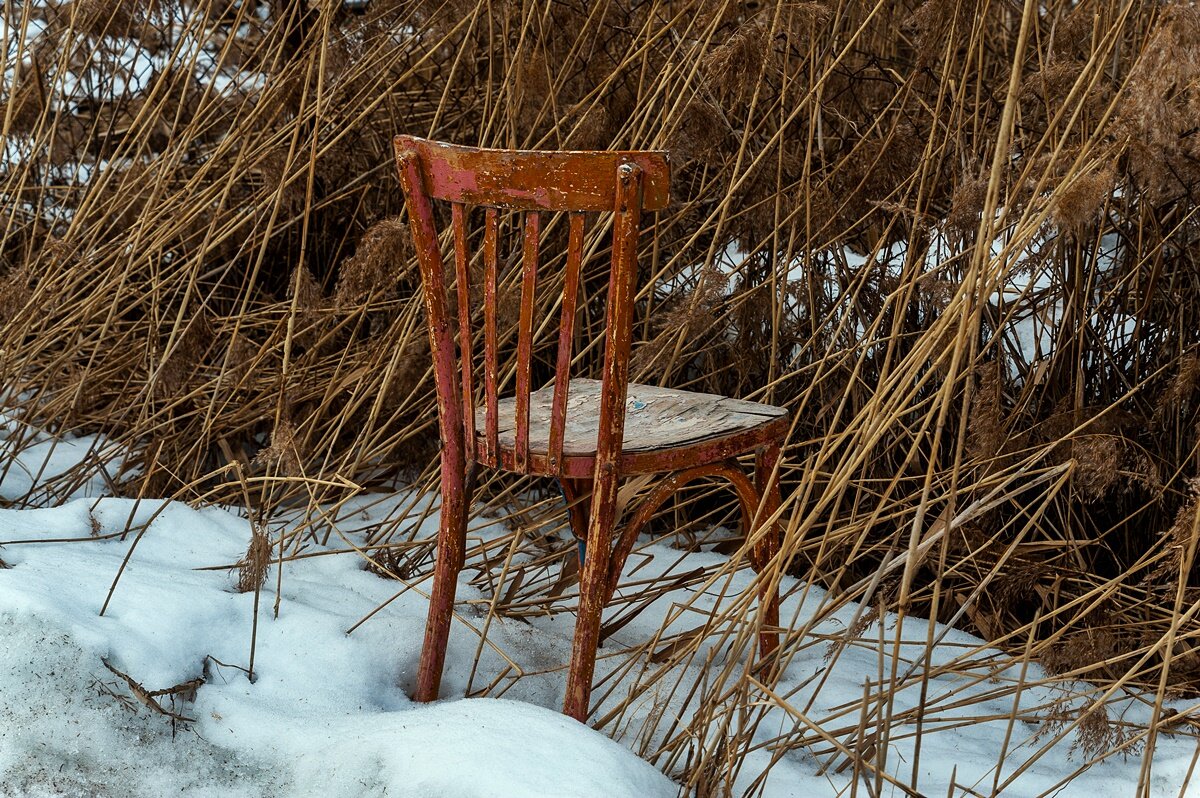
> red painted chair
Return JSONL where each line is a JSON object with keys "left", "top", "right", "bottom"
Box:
{"left": 393, "top": 135, "right": 788, "bottom": 721}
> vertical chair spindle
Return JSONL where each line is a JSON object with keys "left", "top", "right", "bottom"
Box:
{"left": 514, "top": 211, "right": 540, "bottom": 473}
{"left": 452, "top": 202, "right": 475, "bottom": 448}
{"left": 548, "top": 213, "right": 585, "bottom": 474}
{"left": 482, "top": 208, "right": 499, "bottom": 467}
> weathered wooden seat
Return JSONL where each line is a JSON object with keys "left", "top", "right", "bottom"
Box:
{"left": 481, "top": 378, "right": 788, "bottom": 478}
{"left": 394, "top": 134, "right": 787, "bottom": 722}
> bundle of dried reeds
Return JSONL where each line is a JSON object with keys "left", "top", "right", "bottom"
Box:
{"left": 4, "top": 0, "right": 1200, "bottom": 793}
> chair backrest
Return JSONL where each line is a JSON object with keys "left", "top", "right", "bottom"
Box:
{"left": 393, "top": 135, "right": 670, "bottom": 478}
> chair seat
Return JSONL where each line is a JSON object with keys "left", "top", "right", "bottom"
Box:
{"left": 475, "top": 378, "right": 788, "bottom": 476}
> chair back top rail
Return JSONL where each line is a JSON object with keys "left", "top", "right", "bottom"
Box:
{"left": 394, "top": 135, "right": 669, "bottom": 212}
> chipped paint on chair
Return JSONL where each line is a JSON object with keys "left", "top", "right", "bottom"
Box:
{"left": 394, "top": 135, "right": 788, "bottom": 722}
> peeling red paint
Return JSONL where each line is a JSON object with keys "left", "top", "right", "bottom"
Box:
{"left": 394, "top": 135, "right": 786, "bottom": 723}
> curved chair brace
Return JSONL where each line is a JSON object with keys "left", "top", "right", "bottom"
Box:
{"left": 606, "top": 461, "right": 756, "bottom": 598}
{"left": 604, "top": 457, "right": 781, "bottom": 656}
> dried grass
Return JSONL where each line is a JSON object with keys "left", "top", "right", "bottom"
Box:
{"left": 4, "top": 0, "right": 1200, "bottom": 794}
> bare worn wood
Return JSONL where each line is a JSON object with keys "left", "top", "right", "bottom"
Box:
{"left": 481, "top": 378, "right": 787, "bottom": 457}
{"left": 452, "top": 202, "right": 475, "bottom": 451}
{"left": 484, "top": 416, "right": 789, "bottom": 480}
{"left": 514, "top": 211, "right": 539, "bottom": 472}
{"left": 395, "top": 135, "right": 670, "bottom": 212}
{"left": 482, "top": 207, "right": 499, "bottom": 468}
{"left": 548, "top": 213, "right": 585, "bottom": 475}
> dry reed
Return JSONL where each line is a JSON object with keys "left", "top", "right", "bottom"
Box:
{"left": 3, "top": 0, "right": 1200, "bottom": 794}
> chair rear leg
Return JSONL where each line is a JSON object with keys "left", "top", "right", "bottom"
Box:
{"left": 560, "top": 478, "right": 592, "bottom": 564}
{"left": 753, "top": 442, "right": 783, "bottom": 658}
{"left": 415, "top": 468, "right": 470, "bottom": 703}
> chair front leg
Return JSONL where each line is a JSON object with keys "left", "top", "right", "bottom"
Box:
{"left": 753, "top": 442, "right": 783, "bottom": 658}
{"left": 415, "top": 458, "right": 470, "bottom": 703}
{"left": 563, "top": 468, "right": 620, "bottom": 721}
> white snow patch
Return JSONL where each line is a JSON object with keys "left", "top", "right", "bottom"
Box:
{"left": 0, "top": 496, "right": 675, "bottom": 798}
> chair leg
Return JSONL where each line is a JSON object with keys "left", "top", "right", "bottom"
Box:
{"left": 563, "top": 471, "right": 619, "bottom": 721}
{"left": 753, "top": 442, "right": 783, "bottom": 658}
{"left": 560, "top": 478, "right": 592, "bottom": 564}
{"left": 414, "top": 465, "right": 470, "bottom": 703}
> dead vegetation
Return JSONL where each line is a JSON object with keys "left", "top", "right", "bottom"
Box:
{"left": 99, "top": 657, "right": 202, "bottom": 728}
{"left": 3, "top": 0, "right": 1200, "bottom": 794}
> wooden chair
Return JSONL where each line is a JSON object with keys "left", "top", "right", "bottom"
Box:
{"left": 393, "top": 135, "right": 789, "bottom": 722}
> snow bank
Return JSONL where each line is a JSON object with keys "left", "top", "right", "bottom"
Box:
{"left": 0, "top": 498, "right": 674, "bottom": 798}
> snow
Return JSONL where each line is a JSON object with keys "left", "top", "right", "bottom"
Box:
{"left": 0, "top": 496, "right": 674, "bottom": 798}
{"left": 1, "top": 427, "right": 1199, "bottom": 797}
{"left": 0, "top": 432, "right": 120, "bottom": 501}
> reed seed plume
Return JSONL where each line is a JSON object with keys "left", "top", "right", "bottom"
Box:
{"left": 237, "top": 524, "right": 271, "bottom": 594}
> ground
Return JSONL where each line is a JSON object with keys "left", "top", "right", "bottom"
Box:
{"left": 0, "top": 437, "right": 1197, "bottom": 797}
